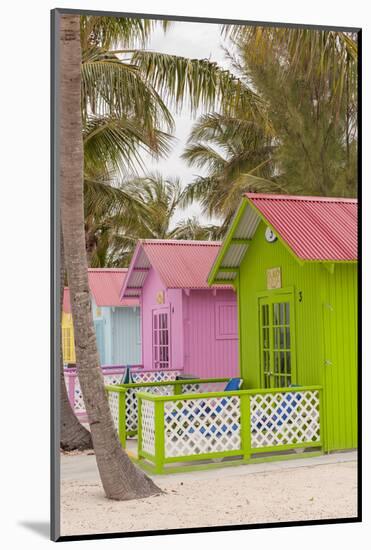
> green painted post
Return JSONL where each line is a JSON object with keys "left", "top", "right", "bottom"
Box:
{"left": 118, "top": 390, "right": 126, "bottom": 448}
{"left": 154, "top": 400, "right": 165, "bottom": 474}
{"left": 240, "top": 393, "right": 251, "bottom": 461}
{"left": 236, "top": 271, "right": 244, "bottom": 382}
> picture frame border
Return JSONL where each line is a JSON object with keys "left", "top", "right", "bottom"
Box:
{"left": 51, "top": 7, "right": 362, "bottom": 542}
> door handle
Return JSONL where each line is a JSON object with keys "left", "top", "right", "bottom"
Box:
{"left": 324, "top": 360, "right": 333, "bottom": 366}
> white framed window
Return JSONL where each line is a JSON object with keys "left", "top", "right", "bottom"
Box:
{"left": 152, "top": 308, "right": 170, "bottom": 369}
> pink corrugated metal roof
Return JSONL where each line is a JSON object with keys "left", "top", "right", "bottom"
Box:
{"left": 143, "top": 240, "right": 227, "bottom": 288}
{"left": 246, "top": 193, "right": 358, "bottom": 261}
{"left": 122, "top": 240, "right": 233, "bottom": 297}
{"left": 63, "top": 269, "right": 139, "bottom": 312}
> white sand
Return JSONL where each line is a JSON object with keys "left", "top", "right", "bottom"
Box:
{"left": 60, "top": 455, "right": 357, "bottom": 536}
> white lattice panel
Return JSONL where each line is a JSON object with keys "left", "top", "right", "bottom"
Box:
{"left": 164, "top": 396, "right": 241, "bottom": 457}
{"left": 108, "top": 391, "right": 120, "bottom": 432}
{"left": 250, "top": 390, "right": 321, "bottom": 448}
{"left": 181, "top": 381, "right": 226, "bottom": 394}
{"left": 132, "top": 370, "right": 180, "bottom": 383}
{"left": 125, "top": 385, "right": 174, "bottom": 433}
{"left": 141, "top": 399, "right": 156, "bottom": 456}
{"left": 73, "top": 378, "right": 86, "bottom": 413}
{"left": 103, "top": 374, "right": 124, "bottom": 386}
{"left": 125, "top": 388, "right": 140, "bottom": 433}
{"left": 68, "top": 373, "right": 123, "bottom": 414}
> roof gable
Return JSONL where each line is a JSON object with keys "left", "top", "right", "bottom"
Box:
{"left": 248, "top": 194, "right": 357, "bottom": 261}
{"left": 121, "top": 239, "right": 233, "bottom": 298}
{"left": 208, "top": 193, "right": 358, "bottom": 285}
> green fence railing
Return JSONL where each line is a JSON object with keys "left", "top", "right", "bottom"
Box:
{"left": 136, "top": 385, "right": 323, "bottom": 474}
{"left": 106, "top": 377, "right": 231, "bottom": 446}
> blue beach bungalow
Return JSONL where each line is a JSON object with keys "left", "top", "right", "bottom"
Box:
{"left": 62, "top": 268, "right": 141, "bottom": 366}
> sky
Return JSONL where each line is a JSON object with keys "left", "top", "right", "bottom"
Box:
{"left": 138, "top": 21, "right": 233, "bottom": 225}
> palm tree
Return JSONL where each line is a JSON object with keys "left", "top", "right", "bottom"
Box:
{"left": 60, "top": 14, "right": 266, "bottom": 499}
{"left": 83, "top": 170, "right": 149, "bottom": 265}
{"left": 223, "top": 26, "right": 357, "bottom": 121}
{"left": 228, "top": 27, "right": 358, "bottom": 197}
{"left": 182, "top": 27, "right": 358, "bottom": 225}
{"left": 60, "top": 231, "right": 92, "bottom": 451}
{"left": 63, "top": 112, "right": 169, "bottom": 450}
{"left": 80, "top": 17, "right": 263, "bottom": 261}
{"left": 61, "top": 16, "right": 177, "bottom": 451}
{"left": 80, "top": 17, "right": 174, "bottom": 144}
{"left": 85, "top": 173, "right": 221, "bottom": 267}
{"left": 83, "top": 113, "right": 173, "bottom": 177}
{"left": 181, "top": 110, "right": 276, "bottom": 226}
{"left": 60, "top": 14, "right": 161, "bottom": 499}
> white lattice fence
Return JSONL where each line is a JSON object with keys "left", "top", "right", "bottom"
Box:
{"left": 181, "top": 381, "right": 226, "bottom": 394}
{"left": 103, "top": 373, "right": 124, "bottom": 386}
{"left": 72, "top": 377, "right": 86, "bottom": 414}
{"left": 108, "top": 391, "right": 120, "bottom": 432}
{"left": 250, "top": 390, "right": 321, "bottom": 448}
{"left": 141, "top": 399, "right": 156, "bottom": 456}
{"left": 64, "top": 369, "right": 181, "bottom": 415}
{"left": 132, "top": 370, "right": 180, "bottom": 383}
{"left": 74, "top": 374, "right": 123, "bottom": 415}
{"left": 125, "top": 385, "right": 175, "bottom": 433}
{"left": 164, "top": 395, "right": 241, "bottom": 457}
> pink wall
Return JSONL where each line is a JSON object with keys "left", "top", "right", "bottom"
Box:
{"left": 141, "top": 267, "right": 184, "bottom": 371}
{"left": 183, "top": 289, "right": 238, "bottom": 378}
{"left": 141, "top": 266, "right": 239, "bottom": 378}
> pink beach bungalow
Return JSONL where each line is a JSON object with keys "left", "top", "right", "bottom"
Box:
{"left": 120, "top": 240, "right": 239, "bottom": 378}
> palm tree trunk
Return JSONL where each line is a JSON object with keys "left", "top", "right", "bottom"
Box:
{"left": 85, "top": 225, "right": 97, "bottom": 266}
{"left": 60, "top": 229, "right": 93, "bottom": 451}
{"left": 59, "top": 14, "right": 161, "bottom": 500}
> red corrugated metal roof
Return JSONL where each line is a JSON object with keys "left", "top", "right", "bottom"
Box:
{"left": 122, "top": 240, "right": 233, "bottom": 296}
{"left": 245, "top": 193, "right": 358, "bottom": 261}
{"left": 63, "top": 269, "right": 139, "bottom": 312}
{"left": 142, "top": 240, "right": 230, "bottom": 288}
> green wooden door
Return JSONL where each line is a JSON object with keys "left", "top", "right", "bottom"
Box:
{"left": 259, "top": 292, "right": 296, "bottom": 388}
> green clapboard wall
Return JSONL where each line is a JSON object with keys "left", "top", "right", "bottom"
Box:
{"left": 237, "top": 221, "right": 357, "bottom": 452}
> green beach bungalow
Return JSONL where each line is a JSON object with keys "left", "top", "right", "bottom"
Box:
{"left": 208, "top": 193, "right": 358, "bottom": 453}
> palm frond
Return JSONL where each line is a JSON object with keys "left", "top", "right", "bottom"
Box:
{"left": 84, "top": 175, "right": 149, "bottom": 220}
{"left": 182, "top": 144, "right": 227, "bottom": 172}
{"left": 131, "top": 50, "right": 266, "bottom": 119}
{"left": 169, "top": 217, "right": 221, "bottom": 241}
{"left": 223, "top": 27, "right": 358, "bottom": 118}
{"left": 83, "top": 115, "right": 173, "bottom": 176}
{"left": 81, "top": 50, "right": 174, "bottom": 131}
{"left": 180, "top": 176, "right": 222, "bottom": 217}
{"left": 80, "top": 16, "right": 156, "bottom": 50}
{"left": 186, "top": 112, "right": 274, "bottom": 147}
